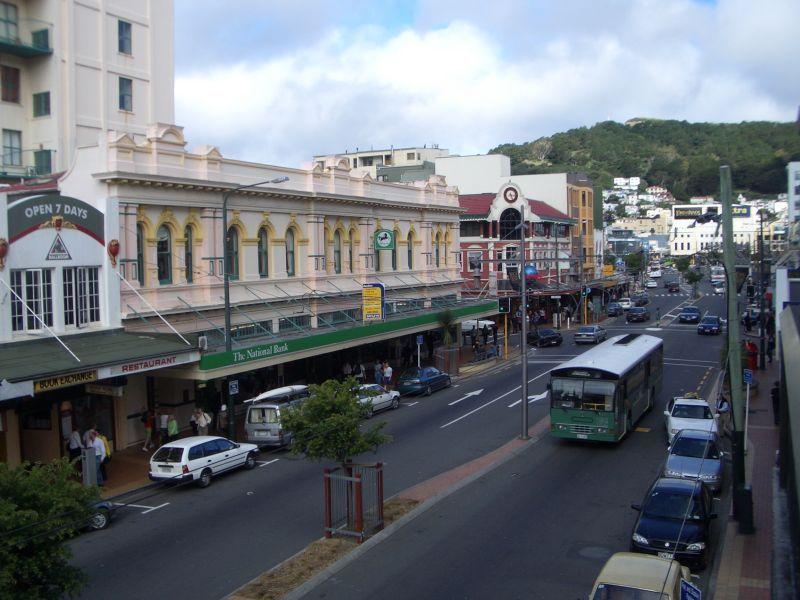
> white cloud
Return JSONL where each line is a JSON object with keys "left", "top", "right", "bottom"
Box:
{"left": 175, "top": 0, "right": 800, "bottom": 167}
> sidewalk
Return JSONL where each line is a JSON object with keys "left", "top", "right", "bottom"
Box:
{"left": 713, "top": 359, "right": 779, "bottom": 599}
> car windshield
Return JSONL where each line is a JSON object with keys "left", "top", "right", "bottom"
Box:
{"left": 682, "top": 307, "right": 700, "bottom": 314}
{"left": 540, "top": 329, "right": 555, "bottom": 336}
{"left": 671, "top": 437, "right": 720, "bottom": 459}
{"left": 578, "top": 327, "right": 595, "bottom": 333}
{"left": 400, "top": 368, "right": 421, "bottom": 380}
{"left": 643, "top": 489, "right": 703, "bottom": 520}
{"left": 700, "top": 317, "right": 718, "bottom": 324}
{"left": 152, "top": 446, "right": 184, "bottom": 463}
{"left": 551, "top": 378, "right": 615, "bottom": 411}
{"left": 593, "top": 584, "right": 669, "bottom": 600}
{"left": 672, "top": 404, "right": 712, "bottom": 419}
{"left": 248, "top": 407, "right": 279, "bottom": 424}
{"left": 620, "top": 298, "right": 630, "bottom": 303}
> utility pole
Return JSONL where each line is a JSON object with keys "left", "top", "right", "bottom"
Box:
{"left": 758, "top": 207, "right": 766, "bottom": 369}
{"left": 720, "top": 166, "right": 751, "bottom": 531}
{"left": 520, "top": 203, "right": 529, "bottom": 440}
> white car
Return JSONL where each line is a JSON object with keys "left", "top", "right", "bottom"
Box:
{"left": 618, "top": 298, "right": 633, "bottom": 310}
{"left": 713, "top": 284, "right": 725, "bottom": 295}
{"left": 358, "top": 384, "right": 400, "bottom": 417}
{"left": 650, "top": 269, "right": 662, "bottom": 278}
{"left": 149, "top": 436, "right": 259, "bottom": 488}
{"left": 663, "top": 397, "right": 718, "bottom": 444}
{"left": 646, "top": 279, "right": 657, "bottom": 288}
{"left": 461, "top": 318, "right": 494, "bottom": 331}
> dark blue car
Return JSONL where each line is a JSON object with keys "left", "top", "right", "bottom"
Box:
{"left": 397, "top": 366, "right": 451, "bottom": 396}
{"left": 678, "top": 306, "right": 701, "bottom": 323}
{"left": 697, "top": 315, "right": 722, "bottom": 335}
{"left": 606, "top": 302, "right": 623, "bottom": 317}
{"left": 630, "top": 478, "right": 716, "bottom": 570}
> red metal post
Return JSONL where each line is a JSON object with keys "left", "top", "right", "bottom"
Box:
{"left": 323, "top": 468, "right": 332, "bottom": 539}
{"left": 376, "top": 462, "right": 384, "bottom": 531}
{"left": 354, "top": 473, "right": 363, "bottom": 543}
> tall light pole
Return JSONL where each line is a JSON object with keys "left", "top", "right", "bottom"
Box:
{"left": 520, "top": 203, "right": 529, "bottom": 440}
{"left": 223, "top": 176, "right": 289, "bottom": 440}
{"left": 758, "top": 206, "right": 766, "bottom": 369}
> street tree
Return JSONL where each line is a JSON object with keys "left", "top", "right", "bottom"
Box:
{"left": 674, "top": 256, "right": 692, "bottom": 273}
{"left": 280, "top": 377, "right": 391, "bottom": 467}
{"left": 0, "top": 458, "right": 99, "bottom": 600}
{"left": 436, "top": 309, "right": 456, "bottom": 346}
{"left": 623, "top": 251, "right": 644, "bottom": 274}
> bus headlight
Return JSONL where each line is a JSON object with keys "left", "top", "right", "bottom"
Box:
{"left": 557, "top": 424, "right": 567, "bottom": 431}
{"left": 595, "top": 427, "right": 608, "bottom": 433}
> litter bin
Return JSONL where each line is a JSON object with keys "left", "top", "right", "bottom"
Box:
{"left": 735, "top": 485, "right": 755, "bottom": 534}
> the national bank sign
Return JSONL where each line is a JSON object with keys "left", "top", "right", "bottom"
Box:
{"left": 7, "top": 193, "right": 105, "bottom": 245}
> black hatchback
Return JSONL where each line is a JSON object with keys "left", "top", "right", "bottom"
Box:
{"left": 630, "top": 478, "right": 717, "bottom": 570}
{"left": 626, "top": 307, "right": 650, "bottom": 323}
{"left": 527, "top": 328, "right": 562, "bottom": 347}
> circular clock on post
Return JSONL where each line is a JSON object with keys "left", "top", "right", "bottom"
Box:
{"left": 503, "top": 187, "right": 518, "bottom": 203}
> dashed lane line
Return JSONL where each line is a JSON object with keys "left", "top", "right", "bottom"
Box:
{"left": 256, "top": 459, "right": 280, "bottom": 468}
{"left": 113, "top": 501, "right": 170, "bottom": 514}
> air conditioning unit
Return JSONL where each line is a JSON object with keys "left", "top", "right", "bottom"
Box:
{"left": 198, "top": 335, "right": 208, "bottom": 350}
{"left": 26, "top": 166, "right": 37, "bottom": 177}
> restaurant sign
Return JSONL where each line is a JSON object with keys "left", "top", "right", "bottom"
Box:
{"left": 97, "top": 351, "right": 200, "bottom": 378}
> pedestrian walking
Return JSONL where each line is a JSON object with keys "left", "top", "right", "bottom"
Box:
{"left": 194, "top": 408, "right": 211, "bottom": 436}
{"left": 481, "top": 324, "right": 489, "bottom": 344}
{"left": 716, "top": 395, "right": 732, "bottom": 437}
{"left": 342, "top": 361, "right": 352, "bottom": 379}
{"left": 745, "top": 340, "right": 758, "bottom": 371}
{"left": 168, "top": 414, "right": 179, "bottom": 442}
{"left": 373, "top": 359, "right": 383, "bottom": 385}
{"left": 217, "top": 405, "right": 228, "bottom": 433}
{"left": 743, "top": 312, "right": 752, "bottom": 333}
{"left": 189, "top": 410, "right": 199, "bottom": 436}
{"left": 83, "top": 423, "right": 97, "bottom": 449}
{"left": 67, "top": 426, "right": 82, "bottom": 461}
{"left": 89, "top": 430, "right": 106, "bottom": 486}
{"left": 354, "top": 361, "right": 366, "bottom": 384}
{"left": 157, "top": 410, "right": 169, "bottom": 445}
{"left": 771, "top": 381, "right": 780, "bottom": 425}
{"left": 96, "top": 430, "right": 112, "bottom": 481}
{"left": 766, "top": 332, "right": 775, "bottom": 363}
{"left": 383, "top": 361, "right": 393, "bottom": 391}
{"left": 142, "top": 410, "right": 155, "bottom": 451}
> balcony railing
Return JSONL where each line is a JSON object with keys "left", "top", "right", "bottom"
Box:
{"left": 0, "top": 149, "right": 54, "bottom": 179}
{"left": 0, "top": 20, "right": 53, "bottom": 57}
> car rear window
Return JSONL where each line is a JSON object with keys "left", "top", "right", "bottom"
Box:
{"left": 401, "top": 368, "right": 421, "bottom": 379}
{"left": 248, "top": 407, "right": 279, "bottom": 424}
{"left": 152, "top": 446, "right": 184, "bottom": 463}
{"left": 578, "top": 327, "right": 594, "bottom": 333}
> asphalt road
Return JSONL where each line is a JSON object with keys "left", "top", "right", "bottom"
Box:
{"left": 70, "top": 278, "right": 728, "bottom": 600}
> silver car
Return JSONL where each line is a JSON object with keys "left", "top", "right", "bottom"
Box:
{"left": 573, "top": 325, "right": 607, "bottom": 345}
{"left": 663, "top": 429, "right": 724, "bottom": 493}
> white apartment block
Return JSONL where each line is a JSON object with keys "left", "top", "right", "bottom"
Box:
{"left": 1, "top": 0, "right": 174, "bottom": 179}
{"left": 669, "top": 202, "right": 772, "bottom": 256}
{"left": 788, "top": 162, "right": 800, "bottom": 225}
{"left": 313, "top": 146, "right": 449, "bottom": 180}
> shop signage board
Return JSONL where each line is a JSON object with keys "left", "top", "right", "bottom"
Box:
{"left": 673, "top": 207, "right": 704, "bottom": 219}
{"left": 374, "top": 229, "right": 395, "bottom": 250}
{"left": 34, "top": 370, "right": 98, "bottom": 393}
{"left": 731, "top": 205, "right": 751, "bottom": 218}
{"left": 362, "top": 283, "right": 385, "bottom": 322}
{"left": 85, "top": 383, "right": 124, "bottom": 397}
{"left": 7, "top": 193, "right": 105, "bottom": 245}
{"left": 97, "top": 351, "right": 200, "bottom": 378}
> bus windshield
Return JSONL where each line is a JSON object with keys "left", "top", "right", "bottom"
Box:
{"left": 551, "top": 379, "right": 616, "bottom": 411}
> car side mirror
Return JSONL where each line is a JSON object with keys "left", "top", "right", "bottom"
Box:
{"left": 663, "top": 410, "right": 670, "bottom": 417}
{"left": 630, "top": 503, "right": 641, "bottom": 511}
{"left": 546, "top": 382, "right": 552, "bottom": 391}
{"left": 234, "top": 443, "right": 240, "bottom": 448}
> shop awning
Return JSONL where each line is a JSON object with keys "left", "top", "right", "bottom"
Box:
{"left": 0, "top": 329, "right": 199, "bottom": 400}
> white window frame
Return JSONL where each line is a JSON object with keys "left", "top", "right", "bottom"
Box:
{"left": 63, "top": 266, "right": 101, "bottom": 328}
{"left": 10, "top": 268, "right": 53, "bottom": 332}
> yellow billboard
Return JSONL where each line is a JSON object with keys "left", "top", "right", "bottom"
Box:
{"left": 362, "top": 283, "right": 385, "bottom": 321}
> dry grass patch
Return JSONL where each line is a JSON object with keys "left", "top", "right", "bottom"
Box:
{"left": 230, "top": 497, "right": 420, "bottom": 600}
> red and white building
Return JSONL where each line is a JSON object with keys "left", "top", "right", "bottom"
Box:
{"left": 458, "top": 184, "right": 574, "bottom": 293}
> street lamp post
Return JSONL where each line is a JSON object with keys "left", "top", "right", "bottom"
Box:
{"left": 520, "top": 203, "right": 529, "bottom": 440}
{"left": 222, "top": 176, "right": 289, "bottom": 440}
{"left": 758, "top": 207, "right": 766, "bottom": 369}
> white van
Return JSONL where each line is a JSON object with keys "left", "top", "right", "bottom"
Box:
{"left": 243, "top": 385, "right": 309, "bottom": 447}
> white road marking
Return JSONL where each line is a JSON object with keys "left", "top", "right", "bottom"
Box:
{"left": 508, "top": 390, "right": 549, "bottom": 408}
{"left": 441, "top": 386, "right": 521, "bottom": 429}
{"left": 257, "top": 459, "right": 280, "bottom": 467}
{"left": 404, "top": 401, "right": 419, "bottom": 406}
{"left": 141, "top": 502, "right": 170, "bottom": 514}
{"left": 448, "top": 388, "right": 484, "bottom": 406}
{"left": 664, "top": 362, "right": 713, "bottom": 368}
{"left": 114, "top": 501, "right": 170, "bottom": 514}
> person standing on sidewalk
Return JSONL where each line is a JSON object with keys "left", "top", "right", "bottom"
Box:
{"left": 744, "top": 312, "right": 752, "bottom": 333}
{"left": 158, "top": 410, "right": 169, "bottom": 445}
{"left": 771, "top": 382, "right": 780, "bottom": 425}
{"left": 373, "top": 359, "right": 383, "bottom": 385}
{"left": 766, "top": 332, "right": 775, "bottom": 363}
{"left": 142, "top": 409, "right": 155, "bottom": 451}
{"left": 67, "top": 426, "right": 82, "bottom": 461}
{"left": 167, "top": 413, "right": 179, "bottom": 442}
{"left": 89, "top": 430, "right": 106, "bottom": 486}
{"left": 383, "top": 361, "right": 393, "bottom": 391}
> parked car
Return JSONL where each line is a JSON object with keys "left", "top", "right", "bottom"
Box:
{"left": 649, "top": 269, "right": 662, "bottom": 278}
{"left": 527, "top": 328, "right": 563, "bottom": 347}
{"left": 397, "top": 366, "right": 451, "bottom": 396}
{"left": 618, "top": 298, "right": 633, "bottom": 310}
{"left": 664, "top": 397, "right": 718, "bottom": 444}
{"left": 574, "top": 325, "right": 607, "bottom": 345}
{"left": 461, "top": 318, "right": 495, "bottom": 332}
{"left": 678, "top": 306, "right": 701, "bottom": 323}
{"left": 627, "top": 307, "right": 650, "bottom": 323}
{"left": 244, "top": 385, "right": 309, "bottom": 446}
{"left": 667, "top": 281, "right": 680, "bottom": 293}
{"left": 630, "top": 478, "right": 717, "bottom": 570}
{"left": 589, "top": 553, "right": 692, "bottom": 600}
{"left": 606, "top": 302, "right": 623, "bottom": 317}
{"left": 664, "top": 429, "right": 724, "bottom": 493}
{"left": 357, "top": 383, "right": 400, "bottom": 417}
{"left": 149, "top": 436, "right": 259, "bottom": 488}
{"left": 646, "top": 279, "right": 658, "bottom": 288}
{"left": 633, "top": 292, "right": 649, "bottom": 306}
{"left": 87, "top": 500, "right": 114, "bottom": 531}
{"left": 697, "top": 315, "right": 722, "bottom": 335}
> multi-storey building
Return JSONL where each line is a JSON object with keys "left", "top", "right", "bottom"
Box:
{"left": 458, "top": 184, "right": 573, "bottom": 292}
{"left": 313, "top": 146, "right": 449, "bottom": 180}
{"left": 788, "top": 162, "right": 800, "bottom": 226}
{"left": 0, "top": 0, "right": 173, "bottom": 180}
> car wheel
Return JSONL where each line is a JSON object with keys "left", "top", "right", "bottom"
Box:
{"left": 425, "top": 385, "right": 432, "bottom": 396}
{"left": 244, "top": 452, "right": 257, "bottom": 470}
{"left": 89, "top": 508, "right": 110, "bottom": 530}
{"left": 197, "top": 468, "right": 212, "bottom": 488}
{"left": 391, "top": 397, "right": 400, "bottom": 410}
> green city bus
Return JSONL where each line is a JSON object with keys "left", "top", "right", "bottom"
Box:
{"left": 549, "top": 334, "right": 664, "bottom": 442}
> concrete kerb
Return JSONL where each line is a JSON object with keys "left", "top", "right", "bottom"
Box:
{"left": 278, "top": 419, "right": 551, "bottom": 600}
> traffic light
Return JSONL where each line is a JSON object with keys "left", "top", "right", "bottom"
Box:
{"left": 499, "top": 297, "right": 511, "bottom": 314}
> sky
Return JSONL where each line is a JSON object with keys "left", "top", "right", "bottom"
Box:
{"left": 174, "top": 0, "right": 800, "bottom": 168}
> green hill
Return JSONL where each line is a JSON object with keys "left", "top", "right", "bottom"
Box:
{"left": 489, "top": 119, "right": 800, "bottom": 201}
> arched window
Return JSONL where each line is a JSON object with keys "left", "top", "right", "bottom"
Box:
{"left": 348, "top": 235, "right": 354, "bottom": 273}
{"left": 434, "top": 232, "right": 441, "bottom": 268}
{"left": 333, "top": 230, "right": 342, "bottom": 274}
{"left": 499, "top": 208, "right": 521, "bottom": 239}
{"left": 184, "top": 226, "right": 193, "bottom": 284}
{"left": 157, "top": 225, "right": 172, "bottom": 284}
{"left": 407, "top": 232, "right": 413, "bottom": 269}
{"left": 285, "top": 229, "right": 295, "bottom": 276}
{"left": 257, "top": 227, "right": 269, "bottom": 278}
{"left": 136, "top": 223, "right": 145, "bottom": 285}
{"left": 226, "top": 227, "right": 239, "bottom": 280}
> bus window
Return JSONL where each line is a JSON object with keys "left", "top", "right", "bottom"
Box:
{"left": 583, "top": 381, "right": 615, "bottom": 411}
{"left": 551, "top": 379, "right": 583, "bottom": 408}
{"left": 551, "top": 379, "right": 615, "bottom": 411}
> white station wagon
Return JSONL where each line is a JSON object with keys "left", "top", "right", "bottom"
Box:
{"left": 149, "top": 436, "right": 259, "bottom": 488}
{"left": 663, "top": 397, "right": 718, "bottom": 444}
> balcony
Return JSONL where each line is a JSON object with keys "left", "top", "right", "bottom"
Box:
{"left": 0, "top": 149, "right": 54, "bottom": 180}
{"left": 0, "top": 21, "right": 53, "bottom": 57}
